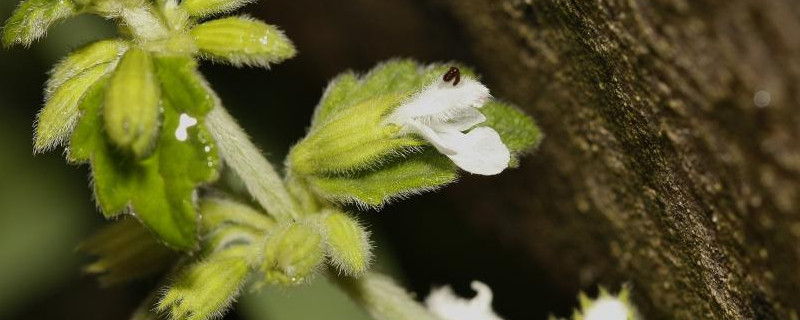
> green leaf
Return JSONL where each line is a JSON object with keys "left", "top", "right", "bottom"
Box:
{"left": 180, "top": 0, "right": 253, "bottom": 18}
{"left": 158, "top": 245, "right": 252, "bottom": 320}
{"left": 308, "top": 150, "right": 457, "bottom": 208}
{"left": 481, "top": 100, "right": 543, "bottom": 166}
{"left": 190, "top": 16, "right": 296, "bottom": 68}
{"left": 153, "top": 55, "right": 213, "bottom": 115}
{"left": 104, "top": 47, "right": 161, "bottom": 158}
{"left": 35, "top": 42, "right": 123, "bottom": 153}
{"left": 72, "top": 65, "right": 221, "bottom": 249}
{"left": 289, "top": 94, "right": 423, "bottom": 175}
{"left": 46, "top": 39, "right": 128, "bottom": 97}
{"left": 78, "top": 219, "right": 176, "bottom": 286}
{"left": 2, "top": 0, "right": 78, "bottom": 47}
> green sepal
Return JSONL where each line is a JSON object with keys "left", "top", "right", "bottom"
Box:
{"left": 180, "top": 0, "right": 253, "bottom": 18}
{"left": 289, "top": 94, "right": 423, "bottom": 175}
{"left": 78, "top": 219, "right": 176, "bottom": 286}
{"left": 190, "top": 16, "right": 296, "bottom": 68}
{"left": 104, "top": 47, "right": 161, "bottom": 158}
{"left": 259, "top": 222, "right": 324, "bottom": 286}
{"left": 36, "top": 40, "right": 125, "bottom": 153}
{"left": 2, "top": 0, "right": 78, "bottom": 47}
{"left": 157, "top": 245, "right": 252, "bottom": 320}
{"left": 480, "top": 100, "right": 543, "bottom": 167}
{"left": 321, "top": 210, "right": 372, "bottom": 277}
{"left": 307, "top": 150, "right": 457, "bottom": 208}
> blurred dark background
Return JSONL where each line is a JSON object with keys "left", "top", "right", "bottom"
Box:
{"left": 0, "top": 1, "right": 572, "bottom": 319}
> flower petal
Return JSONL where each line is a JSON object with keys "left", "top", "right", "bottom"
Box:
{"left": 405, "top": 120, "right": 457, "bottom": 155}
{"left": 385, "top": 77, "right": 490, "bottom": 125}
{"left": 425, "top": 107, "right": 486, "bottom": 133}
{"left": 438, "top": 127, "right": 510, "bottom": 175}
{"left": 424, "top": 281, "right": 505, "bottom": 320}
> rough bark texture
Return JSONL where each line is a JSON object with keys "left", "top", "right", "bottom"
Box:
{"left": 438, "top": 1, "right": 800, "bottom": 319}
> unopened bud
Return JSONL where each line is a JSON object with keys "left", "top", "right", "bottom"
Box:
{"left": 260, "top": 222, "right": 323, "bottom": 285}
{"left": 322, "top": 210, "right": 372, "bottom": 276}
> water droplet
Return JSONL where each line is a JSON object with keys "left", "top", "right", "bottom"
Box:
{"left": 259, "top": 36, "right": 269, "bottom": 45}
{"left": 204, "top": 145, "right": 211, "bottom": 152}
{"left": 175, "top": 113, "right": 198, "bottom": 141}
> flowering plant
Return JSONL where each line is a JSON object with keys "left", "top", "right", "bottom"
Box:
{"left": 3, "top": 0, "right": 545, "bottom": 318}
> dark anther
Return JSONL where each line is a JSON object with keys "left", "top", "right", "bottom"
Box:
{"left": 443, "top": 66, "right": 461, "bottom": 86}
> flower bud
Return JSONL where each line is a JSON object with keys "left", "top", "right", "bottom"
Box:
{"left": 104, "top": 47, "right": 161, "bottom": 158}
{"left": 288, "top": 94, "right": 422, "bottom": 175}
{"left": 190, "top": 16, "right": 296, "bottom": 68}
{"left": 322, "top": 210, "right": 372, "bottom": 276}
{"left": 260, "top": 222, "right": 324, "bottom": 285}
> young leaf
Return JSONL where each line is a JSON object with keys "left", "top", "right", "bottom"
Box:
{"left": 35, "top": 63, "right": 114, "bottom": 153}
{"left": 46, "top": 39, "right": 128, "bottom": 97}
{"left": 322, "top": 210, "right": 372, "bottom": 277}
{"left": 180, "top": 0, "right": 253, "bottom": 18}
{"left": 289, "top": 94, "right": 423, "bottom": 175}
{"left": 2, "top": 0, "right": 78, "bottom": 47}
{"left": 190, "top": 16, "right": 296, "bottom": 68}
{"left": 158, "top": 245, "right": 252, "bottom": 320}
{"left": 79, "top": 219, "right": 176, "bottom": 286}
{"left": 72, "top": 64, "right": 220, "bottom": 249}
{"left": 104, "top": 47, "right": 161, "bottom": 158}
{"left": 153, "top": 55, "right": 213, "bottom": 115}
{"left": 307, "top": 150, "right": 457, "bottom": 208}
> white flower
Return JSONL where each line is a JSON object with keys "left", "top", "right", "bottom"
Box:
{"left": 424, "top": 281, "right": 505, "bottom": 320}
{"left": 385, "top": 77, "right": 510, "bottom": 175}
{"left": 583, "top": 297, "right": 631, "bottom": 320}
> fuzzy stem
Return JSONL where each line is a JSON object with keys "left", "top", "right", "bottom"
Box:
{"left": 334, "top": 272, "right": 443, "bottom": 320}
{"left": 206, "top": 105, "right": 300, "bottom": 221}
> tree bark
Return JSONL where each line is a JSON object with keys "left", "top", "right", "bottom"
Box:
{"left": 438, "top": 1, "right": 800, "bottom": 319}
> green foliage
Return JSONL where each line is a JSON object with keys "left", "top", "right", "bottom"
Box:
{"left": 259, "top": 222, "right": 324, "bottom": 286}
{"left": 104, "top": 47, "right": 161, "bottom": 157}
{"left": 2, "top": 0, "right": 78, "bottom": 47}
{"left": 180, "top": 0, "right": 253, "bottom": 18}
{"left": 199, "top": 196, "right": 276, "bottom": 233}
{"left": 158, "top": 245, "right": 252, "bottom": 320}
{"left": 190, "top": 16, "right": 296, "bottom": 67}
{"left": 321, "top": 210, "right": 372, "bottom": 276}
{"left": 35, "top": 40, "right": 126, "bottom": 153}
{"left": 79, "top": 219, "right": 176, "bottom": 286}
{"left": 308, "top": 150, "right": 457, "bottom": 208}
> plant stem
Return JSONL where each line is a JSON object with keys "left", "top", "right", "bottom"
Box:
{"left": 333, "top": 272, "right": 443, "bottom": 320}
{"left": 206, "top": 105, "right": 300, "bottom": 221}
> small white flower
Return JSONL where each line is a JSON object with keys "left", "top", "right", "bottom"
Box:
{"left": 385, "top": 76, "right": 510, "bottom": 175}
{"left": 583, "top": 297, "right": 631, "bottom": 320}
{"left": 424, "top": 281, "right": 505, "bottom": 320}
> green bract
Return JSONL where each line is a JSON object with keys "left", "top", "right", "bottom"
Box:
{"left": 191, "top": 16, "right": 296, "bottom": 67}
{"left": 260, "top": 222, "right": 324, "bottom": 285}
{"left": 2, "top": 0, "right": 78, "bottom": 47}
{"left": 322, "top": 210, "right": 372, "bottom": 276}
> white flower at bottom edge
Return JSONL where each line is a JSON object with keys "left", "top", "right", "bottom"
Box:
{"left": 424, "top": 281, "right": 505, "bottom": 320}
{"left": 583, "top": 297, "right": 632, "bottom": 320}
{"left": 384, "top": 77, "right": 510, "bottom": 175}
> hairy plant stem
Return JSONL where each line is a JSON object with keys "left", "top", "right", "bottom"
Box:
{"left": 206, "top": 105, "right": 301, "bottom": 221}
{"left": 334, "top": 272, "right": 443, "bottom": 320}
